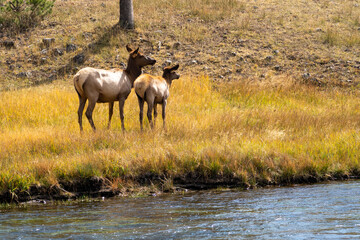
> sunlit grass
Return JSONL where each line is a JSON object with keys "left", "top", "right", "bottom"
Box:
{"left": 1, "top": 76, "right": 360, "bottom": 197}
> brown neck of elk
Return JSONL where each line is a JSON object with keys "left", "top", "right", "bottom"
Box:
{"left": 162, "top": 72, "right": 172, "bottom": 87}
{"left": 125, "top": 56, "right": 142, "bottom": 87}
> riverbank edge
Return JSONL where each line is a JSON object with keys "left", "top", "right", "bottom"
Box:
{"left": 1, "top": 173, "right": 359, "bottom": 204}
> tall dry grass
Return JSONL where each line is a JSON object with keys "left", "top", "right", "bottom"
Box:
{"left": 1, "top": 76, "right": 360, "bottom": 195}
{"left": 1, "top": 0, "right": 360, "bottom": 197}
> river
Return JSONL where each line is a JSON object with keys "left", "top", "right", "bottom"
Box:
{"left": 1, "top": 181, "right": 359, "bottom": 239}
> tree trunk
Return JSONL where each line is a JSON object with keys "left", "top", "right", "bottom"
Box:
{"left": 119, "top": 0, "right": 134, "bottom": 29}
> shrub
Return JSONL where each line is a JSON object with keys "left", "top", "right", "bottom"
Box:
{"left": 0, "top": 0, "right": 55, "bottom": 33}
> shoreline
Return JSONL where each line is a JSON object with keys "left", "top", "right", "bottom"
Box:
{"left": 1, "top": 174, "right": 359, "bottom": 204}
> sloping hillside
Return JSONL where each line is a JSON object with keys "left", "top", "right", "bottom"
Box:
{"left": 1, "top": 0, "right": 360, "bottom": 90}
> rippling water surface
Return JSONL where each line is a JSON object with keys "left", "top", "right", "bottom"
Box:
{"left": 1, "top": 181, "right": 359, "bottom": 239}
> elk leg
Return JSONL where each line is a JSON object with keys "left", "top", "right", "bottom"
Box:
{"left": 162, "top": 99, "right": 167, "bottom": 130}
{"left": 107, "top": 102, "right": 114, "bottom": 129}
{"left": 153, "top": 103, "right": 158, "bottom": 128}
{"left": 119, "top": 97, "right": 126, "bottom": 131}
{"left": 85, "top": 100, "right": 97, "bottom": 131}
{"left": 137, "top": 96, "right": 145, "bottom": 131}
{"left": 147, "top": 101, "right": 154, "bottom": 129}
{"left": 77, "top": 97, "right": 87, "bottom": 131}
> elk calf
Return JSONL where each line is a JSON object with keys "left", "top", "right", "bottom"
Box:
{"left": 134, "top": 64, "right": 180, "bottom": 130}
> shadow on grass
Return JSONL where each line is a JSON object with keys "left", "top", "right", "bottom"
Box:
{"left": 39, "top": 23, "right": 139, "bottom": 86}
{"left": 56, "top": 23, "right": 130, "bottom": 75}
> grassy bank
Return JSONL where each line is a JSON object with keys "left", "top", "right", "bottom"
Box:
{"left": 1, "top": 0, "right": 360, "bottom": 202}
{"left": 1, "top": 76, "right": 360, "bottom": 202}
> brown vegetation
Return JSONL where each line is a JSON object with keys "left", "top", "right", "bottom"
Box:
{"left": 1, "top": 0, "right": 360, "bottom": 90}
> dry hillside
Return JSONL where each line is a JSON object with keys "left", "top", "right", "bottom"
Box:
{"left": 1, "top": 0, "right": 360, "bottom": 90}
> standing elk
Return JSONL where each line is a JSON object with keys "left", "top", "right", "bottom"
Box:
{"left": 134, "top": 64, "right": 180, "bottom": 130}
{"left": 73, "top": 45, "right": 156, "bottom": 131}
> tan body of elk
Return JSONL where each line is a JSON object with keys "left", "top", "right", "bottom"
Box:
{"left": 73, "top": 45, "right": 156, "bottom": 131}
{"left": 134, "top": 64, "right": 180, "bottom": 130}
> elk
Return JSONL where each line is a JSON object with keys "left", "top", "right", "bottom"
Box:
{"left": 134, "top": 64, "right": 180, "bottom": 130}
{"left": 73, "top": 45, "right": 156, "bottom": 131}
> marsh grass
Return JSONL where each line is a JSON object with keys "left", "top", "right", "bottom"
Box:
{"left": 1, "top": 76, "right": 360, "bottom": 197}
{"left": 2, "top": 0, "right": 360, "bottom": 200}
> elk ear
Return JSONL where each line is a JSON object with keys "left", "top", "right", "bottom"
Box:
{"left": 126, "top": 44, "right": 133, "bottom": 53}
{"left": 163, "top": 65, "right": 171, "bottom": 72}
{"left": 133, "top": 47, "right": 139, "bottom": 54}
{"left": 130, "top": 47, "right": 139, "bottom": 58}
{"left": 171, "top": 64, "right": 179, "bottom": 71}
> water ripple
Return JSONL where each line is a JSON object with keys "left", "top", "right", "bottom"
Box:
{"left": 1, "top": 181, "right": 360, "bottom": 239}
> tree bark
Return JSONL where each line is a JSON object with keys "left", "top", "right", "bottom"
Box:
{"left": 119, "top": 0, "right": 134, "bottom": 29}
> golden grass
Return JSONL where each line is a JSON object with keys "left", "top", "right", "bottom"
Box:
{"left": 1, "top": 0, "right": 360, "bottom": 200}
{"left": 1, "top": 76, "right": 360, "bottom": 195}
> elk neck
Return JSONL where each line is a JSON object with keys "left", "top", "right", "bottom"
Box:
{"left": 124, "top": 57, "right": 142, "bottom": 87}
{"left": 162, "top": 73, "right": 172, "bottom": 87}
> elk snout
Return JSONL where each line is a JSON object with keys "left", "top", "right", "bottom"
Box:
{"left": 147, "top": 57, "right": 156, "bottom": 65}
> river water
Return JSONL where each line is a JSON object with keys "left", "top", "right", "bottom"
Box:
{"left": 0, "top": 181, "right": 359, "bottom": 239}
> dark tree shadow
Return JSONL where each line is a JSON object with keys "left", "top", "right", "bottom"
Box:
{"left": 55, "top": 23, "right": 131, "bottom": 78}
